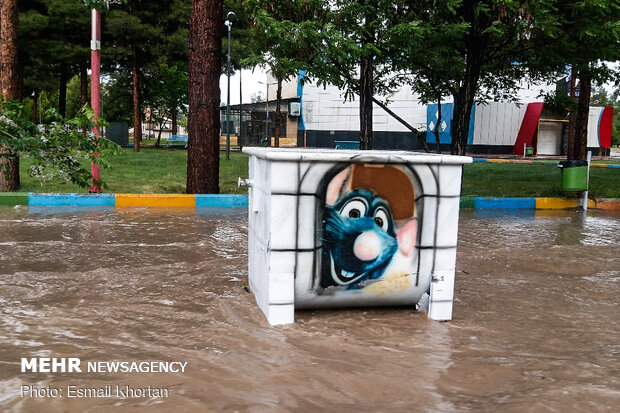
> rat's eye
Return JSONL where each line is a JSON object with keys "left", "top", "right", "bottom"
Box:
{"left": 339, "top": 198, "right": 367, "bottom": 219}
{"left": 374, "top": 208, "right": 389, "bottom": 231}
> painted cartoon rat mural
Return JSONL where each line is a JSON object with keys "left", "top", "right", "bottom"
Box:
{"left": 320, "top": 165, "right": 419, "bottom": 290}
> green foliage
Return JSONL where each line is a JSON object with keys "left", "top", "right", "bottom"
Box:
{"left": 0, "top": 99, "right": 122, "bottom": 189}
{"left": 309, "top": 0, "right": 403, "bottom": 101}
{"left": 244, "top": 0, "right": 323, "bottom": 83}
{"left": 542, "top": 89, "right": 577, "bottom": 116}
{"left": 101, "top": 71, "right": 133, "bottom": 123}
{"left": 389, "top": 2, "right": 466, "bottom": 105}
{"left": 101, "top": 1, "right": 191, "bottom": 129}
{"left": 66, "top": 74, "right": 90, "bottom": 118}
{"left": 19, "top": 0, "right": 91, "bottom": 102}
{"left": 529, "top": 1, "right": 620, "bottom": 88}
{"left": 147, "top": 63, "right": 188, "bottom": 123}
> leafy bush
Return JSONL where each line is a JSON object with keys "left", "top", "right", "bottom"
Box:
{"left": 0, "top": 99, "right": 122, "bottom": 189}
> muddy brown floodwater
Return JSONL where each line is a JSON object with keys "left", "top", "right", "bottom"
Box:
{"left": 0, "top": 206, "right": 618, "bottom": 412}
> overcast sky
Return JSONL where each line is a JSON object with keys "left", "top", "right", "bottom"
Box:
{"left": 219, "top": 67, "right": 267, "bottom": 106}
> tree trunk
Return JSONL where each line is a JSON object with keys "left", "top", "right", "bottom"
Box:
{"left": 451, "top": 58, "right": 480, "bottom": 156}
{"left": 156, "top": 119, "right": 163, "bottom": 148}
{"left": 567, "top": 67, "right": 576, "bottom": 160}
{"left": 59, "top": 63, "right": 67, "bottom": 118}
{"left": 575, "top": 72, "right": 591, "bottom": 161}
{"left": 80, "top": 63, "right": 88, "bottom": 108}
{"left": 186, "top": 0, "right": 223, "bottom": 194}
{"left": 358, "top": 2, "right": 376, "bottom": 150}
{"left": 171, "top": 111, "right": 177, "bottom": 135}
{"left": 274, "top": 76, "right": 282, "bottom": 148}
{"left": 451, "top": 5, "right": 484, "bottom": 156}
{"left": 0, "top": 0, "right": 20, "bottom": 192}
{"left": 359, "top": 54, "right": 373, "bottom": 150}
{"left": 132, "top": 50, "right": 141, "bottom": 152}
{"left": 434, "top": 96, "right": 442, "bottom": 154}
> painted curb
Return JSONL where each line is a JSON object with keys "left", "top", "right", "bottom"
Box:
{"left": 473, "top": 197, "right": 536, "bottom": 210}
{"left": 595, "top": 199, "right": 620, "bottom": 210}
{"left": 472, "top": 157, "right": 620, "bottom": 168}
{"left": 29, "top": 193, "right": 115, "bottom": 206}
{"left": 116, "top": 194, "right": 196, "bottom": 208}
{"left": 0, "top": 193, "right": 615, "bottom": 211}
{"left": 0, "top": 193, "right": 249, "bottom": 208}
{"left": 460, "top": 197, "right": 606, "bottom": 210}
{"left": 195, "top": 194, "right": 249, "bottom": 207}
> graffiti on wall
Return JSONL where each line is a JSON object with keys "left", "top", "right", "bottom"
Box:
{"left": 319, "top": 164, "right": 420, "bottom": 295}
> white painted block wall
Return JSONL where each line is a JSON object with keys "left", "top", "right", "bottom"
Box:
{"left": 301, "top": 82, "right": 427, "bottom": 133}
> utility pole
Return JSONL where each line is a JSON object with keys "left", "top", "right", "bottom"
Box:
{"left": 224, "top": 12, "right": 234, "bottom": 160}
{"left": 89, "top": 7, "right": 102, "bottom": 192}
{"left": 239, "top": 69, "right": 242, "bottom": 149}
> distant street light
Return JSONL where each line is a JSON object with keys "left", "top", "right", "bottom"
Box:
{"left": 224, "top": 12, "right": 235, "bottom": 161}
{"left": 258, "top": 80, "right": 277, "bottom": 146}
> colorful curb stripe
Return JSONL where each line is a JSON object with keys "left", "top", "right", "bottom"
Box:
{"left": 29, "top": 193, "right": 115, "bottom": 207}
{"left": 0, "top": 193, "right": 617, "bottom": 210}
{"left": 535, "top": 197, "right": 596, "bottom": 210}
{"left": 116, "top": 194, "right": 196, "bottom": 208}
{"left": 458, "top": 197, "right": 601, "bottom": 210}
{"left": 596, "top": 199, "right": 620, "bottom": 211}
{"left": 0, "top": 193, "right": 249, "bottom": 208}
{"left": 473, "top": 197, "right": 536, "bottom": 210}
{"left": 195, "top": 194, "right": 249, "bottom": 207}
{"left": 472, "top": 157, "right": 620, "bottom": 168}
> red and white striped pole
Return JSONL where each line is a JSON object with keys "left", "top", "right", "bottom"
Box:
{"left": 89, "top": 7, "right": 102, "bottom": 193}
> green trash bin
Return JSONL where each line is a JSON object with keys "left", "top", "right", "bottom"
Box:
{"left": 558, "top": 160, "right": 588, "bottom": 191}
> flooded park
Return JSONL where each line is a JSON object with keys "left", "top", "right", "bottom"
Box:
{"left": 0, "top": 206, "right": 618, "bottom": 412}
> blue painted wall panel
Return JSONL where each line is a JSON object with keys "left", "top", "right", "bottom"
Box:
{"left": 427, "top": 103, "right": 475, "bottom": 145}
{"left": 297, "top": 70, "right": 307, "bottom": 131}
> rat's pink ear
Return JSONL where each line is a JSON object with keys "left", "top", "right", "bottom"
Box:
{"left": 326, "top": 168, "right": 350, "bottom": 206}
{"left": 397, "top": 219, "right": 417, "bottom": 257}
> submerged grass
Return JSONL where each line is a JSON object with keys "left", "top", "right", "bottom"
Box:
{"left": 16, "top": 148, "right": 620, "bottom": 198}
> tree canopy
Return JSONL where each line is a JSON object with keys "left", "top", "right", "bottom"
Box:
{"left": 3, "top": 0, "right": 619, "bottom": 193}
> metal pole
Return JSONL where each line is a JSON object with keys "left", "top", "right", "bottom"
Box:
{"left": 583, "top": 150, "right": 592, "bottom": 212}
{"left": 239, "top": 69, "right": 242, "bottom": 149}
{"left": 225, "top": 14, "right": 233, "bottom": 161}
{"left": 266, "top": 84, "right": 270, "bottom": 147}
{"left": 37, "top": 93, "right": 42, "bottom": 124}
{"left": 90, "top": 8, "right": 102, "bottom": 193}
